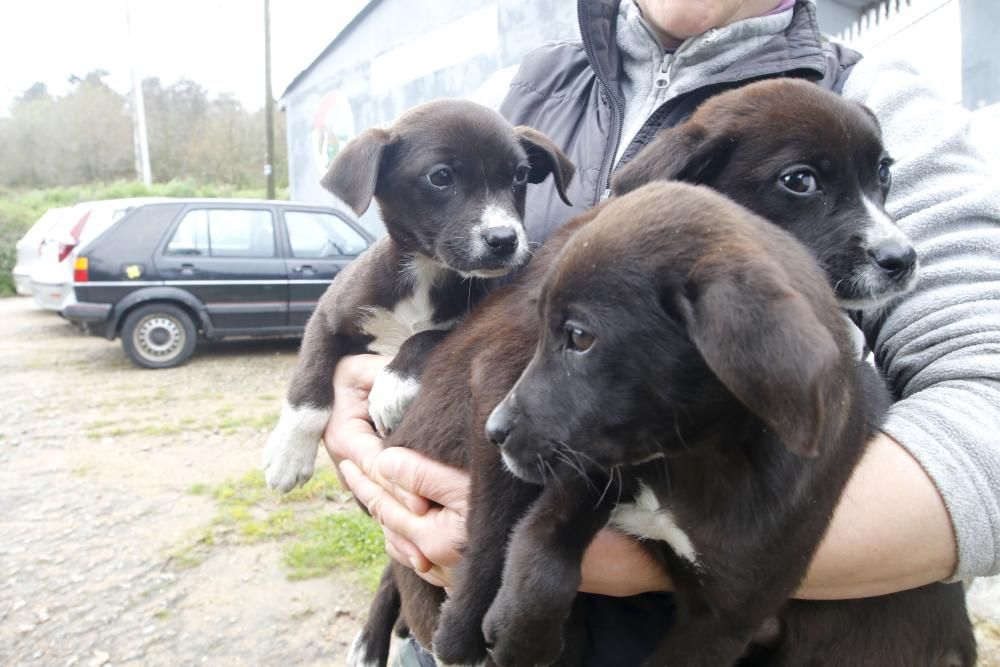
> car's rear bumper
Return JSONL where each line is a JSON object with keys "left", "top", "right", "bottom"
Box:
{"left": 12, "top": 271, "right": 33, "bottom": 296}
{"left": 31, "top": 280, "right": 73, "bottom": 311}
{"left": 63, "top": 301, "right": 113, "bottom": 336}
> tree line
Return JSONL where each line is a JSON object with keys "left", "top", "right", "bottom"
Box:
{"left": 0, "top": 71, "right": 287, "bottom": 190}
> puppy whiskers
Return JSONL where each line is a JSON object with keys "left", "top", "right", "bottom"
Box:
{"left": 544, "top": 459, "right": 566, "bottom": 499}
{"left": 595, "top": 467, "right": 616, "bottom": 508}
{"left": 553, "top": 446, "right": 597, "bottom": 493}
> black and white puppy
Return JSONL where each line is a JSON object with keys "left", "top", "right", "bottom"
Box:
{"left": 262, "top": 99, "right": 573, "bottom": 493}
{"left": 482, "top": 182, "right": 974, "bottom": 667}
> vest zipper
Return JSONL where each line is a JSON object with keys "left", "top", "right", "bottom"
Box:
{"left": 578, "top": 1, "right": 624, "bottom": 206}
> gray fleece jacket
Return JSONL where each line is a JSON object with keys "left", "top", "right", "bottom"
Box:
{"left": 617, "top": 0, "right": 1000, "bottom": 581}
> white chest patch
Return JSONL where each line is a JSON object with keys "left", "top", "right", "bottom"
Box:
{"left": 360, "top": 255, "right": 456, "bottom": 356}
{"left": 610, "top": 483, "right": 701, "bottom": 568}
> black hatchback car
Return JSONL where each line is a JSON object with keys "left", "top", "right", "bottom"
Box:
{"left": 64, "top": 199, "right": 374, "bottom": 368}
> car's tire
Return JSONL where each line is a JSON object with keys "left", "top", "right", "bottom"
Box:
{"left": 121, "top": 303, "right": 198, "bottom": 369}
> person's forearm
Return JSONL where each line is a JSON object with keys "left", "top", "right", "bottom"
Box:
{"left": 581, "top": 432, "right": 956, "bottom": 599}
{"left": 795, "top": 431, "right": 956, "bottom": 599}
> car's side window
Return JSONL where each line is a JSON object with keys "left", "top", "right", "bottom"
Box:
{"left": 284, "top": 211, "right": 368, "bottom": 258}
{"left": 165, "top": 210, "right": 209, "bottom": 256}
{"left": 165, "top": 209, "right": 276, "bottom": 258}
{"left": 207, "top": 209, "right": 276, "bottom": 258}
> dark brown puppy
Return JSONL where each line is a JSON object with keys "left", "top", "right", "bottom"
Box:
{"left": 481, "top": 182, "right": 974, "bottom": 667}
{"left": 261, "top": 99, "right": 573, "bottom": 497}
{"left": 612, "top": 79, "right": 917, "bottom": 311}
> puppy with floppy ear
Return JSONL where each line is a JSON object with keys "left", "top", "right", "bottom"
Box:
{"left": 481, "top": 182, "right": 974, "bottom": 667}
{"left": 612, "top": 79, "right": 918, "bottom": 312}
{"left": 261, "top": 98, "right": 574, "bottom": 495}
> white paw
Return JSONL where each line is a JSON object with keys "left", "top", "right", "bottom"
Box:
{"left": 368, "top": 368, "right": 420, "bottom": 437}
{"left": 261, "top": 402, "right": 329, "bottom": 493}
{"left": 346, "top": 630, "right": 379, "bottom": 667}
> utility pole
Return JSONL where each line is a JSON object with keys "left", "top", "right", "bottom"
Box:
{"left": 264, "top": 0, "right": 276, "bottom": 199}
{"left": 125, "top": 0, "right": 152, "bottom": 186}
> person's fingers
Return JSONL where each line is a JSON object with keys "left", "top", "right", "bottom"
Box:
{"left": 418, "top": 568, "right": 450, "bottom": 589}
{"left": 323, "top": 354, "right": 392, "bottom": 466}
{"left": 332, "top": 353, "right": 391, "bottom": 403}
{"left": 377, "top": 447, "right": 470, "bottom": 514}
{"left": 383, "top": 528, "right": 432, "bottom": 573}
{"left": 340, "top": 459, "right": 429, "bottom": 548}
{"left": 384, "top": 533, "right": 449, "bottom": 589}
{"left": 383, "top": 526, "right": 431, "bottom": 573}
{"left": 388, "top": 481, "right": 432, "bottom": 516}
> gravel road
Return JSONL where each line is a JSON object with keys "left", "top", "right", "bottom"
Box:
{"left": 0, "top": 298, "right": 369, "bottom": 666}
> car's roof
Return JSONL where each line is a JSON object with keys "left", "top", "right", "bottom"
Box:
{"left": 137, "top": 197, "right": 344, "bottom": 208}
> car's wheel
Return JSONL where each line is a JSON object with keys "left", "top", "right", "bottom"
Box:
{"left": 121, "top": 303, "right": 197, "bottom": 369}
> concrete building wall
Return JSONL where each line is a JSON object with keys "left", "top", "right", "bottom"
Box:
{"left": 280, "top": 0, "right": 577, "bottom": 234}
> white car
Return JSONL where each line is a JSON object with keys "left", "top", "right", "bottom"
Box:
{"left": 30, "top": 198, "right": 168, "bottom": 311}
{"left": 11, "top": 207, "right": 72, "bottom": 296}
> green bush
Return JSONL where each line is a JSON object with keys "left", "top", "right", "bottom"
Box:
{"left": 0, "top": 180, "right": 287, "bottom": 297}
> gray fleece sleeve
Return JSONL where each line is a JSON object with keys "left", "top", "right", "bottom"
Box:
{"left": 841, "top": 54, "right": 1000, "bottom": 580}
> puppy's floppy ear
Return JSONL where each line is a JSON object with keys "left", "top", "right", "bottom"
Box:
{"left": 670, "top": 263, "right": 841, "bottom": 458}
{"left": 515, "top": 126, "right": 576, "bottom": 206}
{"left": 320, "top": 127, "right": 393, "bottom": 216}
{"left": 612, "top": 125, "right": 735, "bottom": 196}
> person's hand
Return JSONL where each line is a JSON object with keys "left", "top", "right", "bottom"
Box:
{"left": 322, "top": 354, "right": 466, "bottom": 587}
{"left": 342, "top": 446, "right": 469, "bottom": 589}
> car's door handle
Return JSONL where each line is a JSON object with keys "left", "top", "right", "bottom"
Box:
{"left": 180, "top": 263, "right": 196, "bottom": 276}
{"left": 292, "top": 265, "right": 316, "bottom": 277}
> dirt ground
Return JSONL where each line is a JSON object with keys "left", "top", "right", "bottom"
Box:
{"left": 1, "top": 295, "right": 998, "bottom": 666}
{"left": 0, "top": 297, "right": 371, "bottom": 666}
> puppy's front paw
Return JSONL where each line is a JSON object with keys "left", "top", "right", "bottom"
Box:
{"left": 483, "top": 595, "right": 563, "bottom": 667}
{"left": 367, "top": 368, "right": 420, "bottom": 436}
{"left": 261, "top": 402, "right": 329, "bottom": 493}
{"left": 432, "top": 601, "right": 489, "bottom": 667}
{"left": 345, "top": 630, "right": 379, "bottom": 667}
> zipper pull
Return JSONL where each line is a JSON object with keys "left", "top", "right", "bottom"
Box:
{"left": 655, "top": 53, "right": 671, "bottom": 88}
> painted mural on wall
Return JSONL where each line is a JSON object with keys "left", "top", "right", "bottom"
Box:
{"left": 311, "top": 90, "right": 356, "bottom": 177}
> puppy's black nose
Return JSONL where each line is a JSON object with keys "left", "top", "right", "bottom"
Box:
{"left": 869, "top": 242, "right": 917, "bottom": 279}
{"left": 485, "top": 404, "right": 513, "bottom": 446}
{"left": 483, "top": 226, "right": 518, "bottom": 255}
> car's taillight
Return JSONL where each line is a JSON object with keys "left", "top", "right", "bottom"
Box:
{"left": 57, "top": 242, "right": 76, "bottom": 263}
{"left": 74, "top": 257, "right": 89, "bottom": 283}
{"left": 69, "top": 209, "right": 91, "bottom": 242}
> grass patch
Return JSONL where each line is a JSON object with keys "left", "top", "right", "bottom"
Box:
{"left": 165, "top": 527, "right": 215, "bottom": 571}
{"left": 174, "top": 466, "right": 383, "bottom": 586}
{"left": 283, "top": 511, "right": 387, "bottom": 587}
{"left": 214, "top": 408, "right": 280, "bottom": 434}
{"left": 143, "top": 424, "right": 182, "bottom": 437}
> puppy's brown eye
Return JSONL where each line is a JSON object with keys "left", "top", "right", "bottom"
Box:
{"left": 428, "top": 167, "right": 453, "bottom": 188}
{"left": 566, "top": 326, "right": 594, "bottom": 352}
{"left": 878, "top": 159, "right": 892, "bottom": 187}
{"left": 780, "top": 170, "right": 819, "bottom": 195}
{"left": 513, "top": 165, "right": 530, "bottom": 185}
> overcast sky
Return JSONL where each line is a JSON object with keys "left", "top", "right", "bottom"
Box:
{"left": 0, "top": 0, "right": 368, "bottom": 114}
